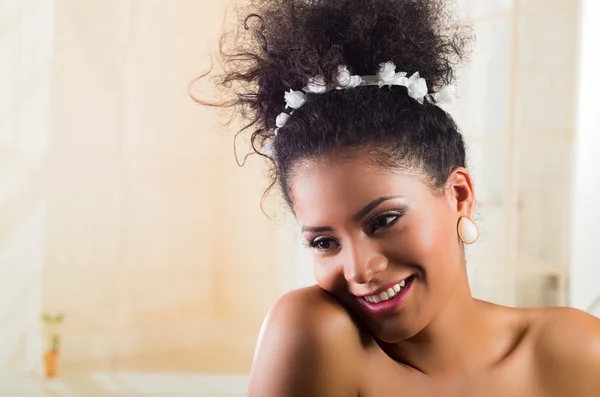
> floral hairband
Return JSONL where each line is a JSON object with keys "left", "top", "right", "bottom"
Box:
{"left": 262, "top": 61, "right": 456, "bottom": 156}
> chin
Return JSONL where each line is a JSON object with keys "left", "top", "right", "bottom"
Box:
{"left": 370, "top": 317, "right": 424, "bottom": 343}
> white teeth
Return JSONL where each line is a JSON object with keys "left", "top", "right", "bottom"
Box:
{"left": 362, "top": 278, "right": 412, "bottom": 304}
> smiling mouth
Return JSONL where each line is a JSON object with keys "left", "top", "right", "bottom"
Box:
{"left": 360, "top": 275, "right": 414, "bottom": 304}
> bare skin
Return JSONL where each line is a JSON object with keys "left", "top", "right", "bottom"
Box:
{"left": 248, "top": 153, "right": 600, "bottom": 397}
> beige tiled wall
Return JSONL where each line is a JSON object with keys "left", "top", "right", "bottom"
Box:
{"left": 44, "top": 0, "right": 288, "bottom": 373}
{"left": 454, "top": 0, "right": 579, "bottom": 306}
{"left": 0, "top": 0, "right": 54, "bottom": 373}
{"left": 570, "top": 0, "right": 600, "bottom": 312}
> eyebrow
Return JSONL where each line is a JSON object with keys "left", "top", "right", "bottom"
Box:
{"left": 300, "top": 195, "right": 404, "bottom": 233}
{"left": 353, "top": 195, "right": 404, "bottom": 221}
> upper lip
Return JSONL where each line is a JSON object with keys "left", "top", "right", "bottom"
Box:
{"left": 353, "top": 275, "right": 413, "bottom": 298}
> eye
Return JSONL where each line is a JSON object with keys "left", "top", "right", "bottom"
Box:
{"left": 308, "top": 237, "right": 340, "bottom": 253}
{"left": 369, "top": 212, "right": 402, "bottom": 234}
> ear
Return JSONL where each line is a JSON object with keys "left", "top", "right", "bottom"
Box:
{"left": 445, "top": 167, "right": 476, "bottom": 218}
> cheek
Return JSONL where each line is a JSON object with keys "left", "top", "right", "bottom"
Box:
{"left": 312, "top": 257, "right": 342, "bottom": 292}
{"left": 404, "top": 213, "right": 442, "bottom": 247}
{"left": 399, "top": 209, "right": 459, "bottom": 266}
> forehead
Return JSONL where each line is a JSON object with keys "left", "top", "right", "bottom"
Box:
{"left": 290, "top": 157, "right": 432, "bottom": 223}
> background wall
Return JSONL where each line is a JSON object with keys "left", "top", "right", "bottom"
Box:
{"left": 0, "top": 0, "right": 54, "bottom": 374}
{"left": 43, "top": 0, "right": 296, "bottom": 373}
{"left": 570, "top": 0, "right": 600, "bottom": 313}
{"left": 0, "top": 0, "right": 596, "bottom": 379}
{"left": 455, "top": 0, "right": 579, "bottom": 309}
{"left": 2, "top": 0, "right": 293, "bottom": 374}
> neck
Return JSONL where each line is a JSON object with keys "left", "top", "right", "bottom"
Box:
{"left": 382, "top": 272, "right": 507, "bottom": 376}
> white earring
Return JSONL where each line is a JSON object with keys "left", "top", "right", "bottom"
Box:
{"left": 458, "top": 216, "right": 479, "bottom": 244}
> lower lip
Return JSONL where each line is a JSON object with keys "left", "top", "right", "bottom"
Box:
{"left": 356, "top": 276, "right": 414, "bottom": 317}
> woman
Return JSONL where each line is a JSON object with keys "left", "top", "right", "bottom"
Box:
{"left": 199, "top": 0, "right": 600, "bottom": 395}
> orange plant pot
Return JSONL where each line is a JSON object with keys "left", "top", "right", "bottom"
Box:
{"left": 43, "top": 350, "right": 58, "bottom": 378}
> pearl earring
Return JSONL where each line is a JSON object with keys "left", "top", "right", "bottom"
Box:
{"left": 458, "top": 216, "right": 479, "bottom": 244}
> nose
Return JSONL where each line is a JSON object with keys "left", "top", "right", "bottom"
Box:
{"left": 343, "top": 238, "right": 388, "bottom": 284}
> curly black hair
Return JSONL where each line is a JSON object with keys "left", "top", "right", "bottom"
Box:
{"left": 194, "top": 0, "right": 473, "bottom": 206}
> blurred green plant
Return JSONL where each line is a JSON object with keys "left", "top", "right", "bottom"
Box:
{"left": 42, "top": 313, "right": 65, "bottom": 351}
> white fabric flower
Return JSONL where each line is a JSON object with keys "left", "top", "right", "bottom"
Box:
{"left": 406, "top": 72, "right": 428, "bottom": 104}
{"left": 303, "top": 76, "right": 328, "bottom": 94}
{"left": 377, "top": 61, "right": 397, "bottom": 83}
{"left": 276, "top": 112, "right": 290, "bottom": 128}
{"left": 376, "top": 62, "right": 408, "bottom": 88}
{"left": 284, "top": 89, "right": 307, "bottom": 109}
{"left": 262, "top": 141, "right": 275, "bottom": 157}
{"left": 432, "top": 85, "right": 456, "bottom": 105}
{"left": 336, "top": 65, "right": 363, "bottom": 89}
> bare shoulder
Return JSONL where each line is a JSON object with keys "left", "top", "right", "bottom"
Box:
{"left": 532, "top": 306, "right": 600, "bottom": 357}
{"left": 248, "top": 285, "right": 367, "bottom": 397}
{"left": 530, "top": 307, "right": 600, "bottom": 396}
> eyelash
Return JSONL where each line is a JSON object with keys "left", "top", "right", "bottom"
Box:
{"left": 305, "top": 237, "right": 338, "bottom": 253}
{"left": 305, "top": 211, "right": 404, "bottom": 253}
{"left": 368, "top": 211, "right": 403, "bottom": 234}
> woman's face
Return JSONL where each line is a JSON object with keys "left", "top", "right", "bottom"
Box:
{"left": 290, "top": 153, "right": 475, "bottom": 343}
